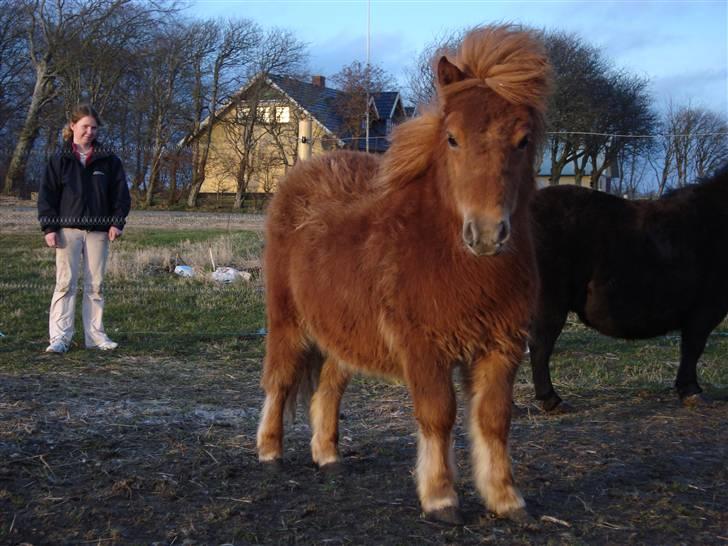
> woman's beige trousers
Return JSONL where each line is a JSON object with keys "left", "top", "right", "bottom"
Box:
{"left": 48, "top": 228, "right": 111, "bottom": 347}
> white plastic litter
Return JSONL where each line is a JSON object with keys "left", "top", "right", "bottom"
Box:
{"left": 174, "top": 265, "right": 194, "bottom": 277}
{"left": 211, "top": 267, "right": 252, "bottom": 283}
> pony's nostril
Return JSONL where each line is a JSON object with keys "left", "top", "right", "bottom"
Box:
{"left": 495, "top": 221, "right": 510, "bottom": 244}
{"left": 463, "top": 220, "right": 479, "bottom": 248}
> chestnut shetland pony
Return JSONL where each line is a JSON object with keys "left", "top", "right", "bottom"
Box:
{"left": 257, "top": 25, "right": 551, "bottom": 524}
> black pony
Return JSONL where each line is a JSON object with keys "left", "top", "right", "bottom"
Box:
{"left": 529, "top": 164, "right": 728, "bottom": 411}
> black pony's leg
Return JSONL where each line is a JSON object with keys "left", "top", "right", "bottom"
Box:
{"left": 677, "top": 326, "right": 710, "bottom": 402}
{"left": 529, "top": 308, "right": 569, "bottom": 412}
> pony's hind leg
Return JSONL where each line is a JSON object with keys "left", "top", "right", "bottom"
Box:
{"left": 257, "top": 323, "right": 310, "bottom": 463}
{"left": 406, "top": 363, "right": 461, "bottom": 524}
{"left": 310, "top": 357, "right": 351, "bottom": 468}
{"left": 469, "top": 350, "right": 527, "bottom": 521}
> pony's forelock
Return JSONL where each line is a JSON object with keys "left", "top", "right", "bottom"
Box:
{"left": 446, "top": 25, "right": 551, "bottom": 113}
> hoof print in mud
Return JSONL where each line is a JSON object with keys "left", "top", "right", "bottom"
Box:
{"left": 681, "top": 393, "right": 712, "bottom": 407}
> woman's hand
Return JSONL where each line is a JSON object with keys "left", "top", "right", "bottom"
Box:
{"left": 108, "top": 226, "right": 123, "bottom": 241}
{"left": 44, "top": 232, "right": 58, "bottom": 248}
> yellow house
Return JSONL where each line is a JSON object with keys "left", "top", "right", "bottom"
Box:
{"left": 536, "top": 159, "right": 610, "bottom": 191}
{"left": 189, "top": 74, "right": 407, "bottom": 199}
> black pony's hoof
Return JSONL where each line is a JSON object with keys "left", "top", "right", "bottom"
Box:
{"left": 548, "top": 401, "right": 575, "bottom": 414}
{"left": 681, "top": 393, "right": 711, "bottom": 407}
{"left": 425, "top": 506, "right": 465, "bottom": 525}
{"left": 541, "top": 397, "right": 574, "bottom": 414}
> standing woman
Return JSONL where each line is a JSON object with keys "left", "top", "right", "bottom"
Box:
{"left": 38, "top": 104, "right": 131, "bottom": 353}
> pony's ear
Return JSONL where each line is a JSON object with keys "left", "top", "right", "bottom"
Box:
{"left": 436, "top": 56, "right": 465, "bottom": 87}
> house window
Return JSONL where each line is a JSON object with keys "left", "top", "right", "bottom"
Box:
{"left": 275, "top": 106, "right": 290, "bottom": 123}
{"left": 386, "top": 118, "right": 393, "bottom": 135}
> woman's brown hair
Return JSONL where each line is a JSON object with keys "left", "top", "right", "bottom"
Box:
{"left": 61, "top": 104, "right": 102, "bottom": 141}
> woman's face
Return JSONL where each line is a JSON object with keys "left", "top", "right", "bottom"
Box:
{"left": 70, "top": 115, "right": 98, "bottom": 147}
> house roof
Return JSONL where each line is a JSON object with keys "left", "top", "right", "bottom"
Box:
{"left": 268, "top": 74, "right": 347, "bottom": 141}
{"left": 370, "top": 92, "right": 402, "bottom": 120}
{"left": 184, "top": 73, "right": 406, "bottom": 152}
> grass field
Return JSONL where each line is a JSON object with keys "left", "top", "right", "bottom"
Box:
{"left": 0, "top": 229, "right": 267, "bottom": 363}
{"left": 2, "top": 228, "right": 727, "bottom": 391}
{"left": 1, "top": 225, "right": 727, "bottom": 545}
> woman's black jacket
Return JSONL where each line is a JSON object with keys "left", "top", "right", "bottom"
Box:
{"left": 37, "top": 144, "right": 131, "bottom": 234}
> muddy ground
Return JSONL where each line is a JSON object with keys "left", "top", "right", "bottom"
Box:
{"left": 0, "top": 348, "right": 726, "bottom": 546}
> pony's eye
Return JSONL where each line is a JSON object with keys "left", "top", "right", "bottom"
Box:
{"left": 517, "top": 136, "right": 530, "bottom": 150}
{"left": 447, "top": 134, "right": 459, "bottom": 148}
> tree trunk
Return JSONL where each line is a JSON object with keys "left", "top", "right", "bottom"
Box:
{"left": 187, "top": 80, "right": 219, "bottom": 208}
{"left": 187, "top": 178, "right": 202, "bottom": 208}
{"left": 233, "top": 147, "right": 252, "bottom": 209}
{"left": 3, "top": 64, "right": 54, "bottom": 194}
{"left": 573, "top": 154, "right": 588, "bottom": 187}
{"left": 167, "top": 152, "right": 178, "bottom": 206}
{"left": 549, "top": 139, "right": 573, "bottom": 186}
{"left": 145, "top": 119, "right": 164, "bottom": 207}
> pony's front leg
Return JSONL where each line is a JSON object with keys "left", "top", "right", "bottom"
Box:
{"left": 310, "top": 357, "right": 351, "bottom": 468}
{"left": 407, "top": 364, "right": 461, "bottom": 524}
{"left": 469, "top": 350, "right": 528, "bottom": 520}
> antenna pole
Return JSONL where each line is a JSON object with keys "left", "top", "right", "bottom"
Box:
{"left": 365, "top": 0, "right": 370, "bottom": 153}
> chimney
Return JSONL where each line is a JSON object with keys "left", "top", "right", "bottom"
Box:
{"left": 311, "top": 75, "right": 326, "bottom": 88}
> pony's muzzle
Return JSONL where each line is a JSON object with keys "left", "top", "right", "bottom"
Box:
{"left": 462, "top": 217, "right": 510, "bottom": 256}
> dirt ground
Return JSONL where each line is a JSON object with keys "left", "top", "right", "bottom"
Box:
{"left": 0, "top": 348, "right": 726, "bottom": 546}
{"left": 1, "top": 202, "right": 727, "bottom": 544}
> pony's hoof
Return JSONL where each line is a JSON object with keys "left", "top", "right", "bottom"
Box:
{"left": 319, "top": 461, "right": 345, "bottom": 476}
{"left": 502, "top": 508, "right": 539, "bottom": 529}
{"left": 260, "top": 459, "right": 284, "bottom": 473}
{"left": 681, "top": 393, "right": 711, "bottom": 407}
{"left": 425, "top": 506, "right": 464, "bottom": 525}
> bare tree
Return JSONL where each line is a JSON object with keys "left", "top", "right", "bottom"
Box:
{"left": 229, "top": 28, "right": 306, "bottom": 208}
{"left": 581, "top": 71, "right": 656, "bottom": 190}
{"left": 0, "top": 0, "right": 31, "bottom": 134}
{"left": 404, "top": 28, "right": 466, "bottom": 107}
{"left": 1, "top": 0, "right": 165, "bottom": 195}
{"left": 185, "top": 18, "right": 261, "bottom": 208}
{"left": 330, "top": 60, "right": 396, "bottom": 150}
{"left": 647, "top": 101, "right": 728, "bottom": 195}
{"left": 692, "top": 109, "right": 728, "bottom": 178}
{"left": 0, "top": 0, "right": 33, "bottom": 183}
{"left": 541, "top": 31, "right": 608, "bottom": 185}
{"left": 672, "top": 105, "right": 727, "bottom": 186}
{"left": 143, "top": 22, "right": 197, "bottom": 206}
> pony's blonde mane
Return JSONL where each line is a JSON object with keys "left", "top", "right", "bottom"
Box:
{"left": 379, "top": 24, "right": 551, "bottom": 190}
{"left": 446, "top": 25, "right": 551, "bottom": 111}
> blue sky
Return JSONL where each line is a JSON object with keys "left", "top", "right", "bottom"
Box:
{"left": 185, "top": 0, "right": 728, "bottom": 116}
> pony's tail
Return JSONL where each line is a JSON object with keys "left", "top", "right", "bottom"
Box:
{"left": 283, "top": 348, "right": 324, "bottom": 425}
